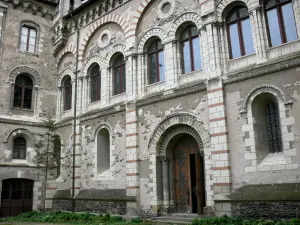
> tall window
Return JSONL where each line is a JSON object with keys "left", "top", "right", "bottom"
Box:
{"left": 63, "top": 76, "right": 72, "bottom": 111}
{"left": 53, "top": 137, "right": 61, "bottom": 178}
{"left": 113, "top": 54, "right": 126, "bottom": 95}
{"left": 252, "top": 93, "right": 282, "bottom": 161}
{"left": 148, "top": 39, "right": 165, "bottom": 84}
{"left": 89, "top": 64, "right": 101, "bottom": 102}
{"left": 227, "top": 7, "right": 255, "bottom": 58}
{"left": 180, "top": 25, "right": 202, "bottom": 73}
{"left": 264, "top": 0, "right": 297, "bottom": 47}
{"left": 265, "top": 101, "right": 282, "bottom": 153}
{"left": 20, "top": 26, "right": 37, "bottom": 53}
{"left": 13, "top": 137, "right": 26, "bottom": 159}
{"left": 13, "top": 75, "right": 33, "bottom": 109}
{"left": 97, "top": 128, "right": 110, "bottom": 174}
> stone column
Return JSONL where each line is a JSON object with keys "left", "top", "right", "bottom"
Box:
{"left": 161, "top": 158, "right": 170, "bottom": 206}
{"left": 163, "top": 41, "right": 176, "bottom": 89}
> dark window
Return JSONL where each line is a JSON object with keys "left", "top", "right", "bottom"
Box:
{"left": 265, "top": 102, "right": 282, "bottom": 153}
{"left": 227, "top": 7, "right": 255, "bottom": 58}
{"left": 13, "top": 75, "right": 33, "bottom": 109}
{"left": 264, "top": 0, "right": 297, "bottom": 47}
{"left": 63, "top": 76, "right": 72, "bottom": 111}
{"left": 53, "top": 137, "right": 61, "bottom": 178}
{"left": 70, "top": 0, "right": 74, "bottom": 11}
{"left": 90, "top": 64, "right": 101, "bottom": 102}
{"left": 180, "top": 26, "right": 202, "bottom": 73}
{"left": 148, "top": 39, "right": 165, "bottom": 84}
{"left": 113, "top": 55, "right": 126, "bottom": 95}
{"left": 20, "top": 26, "right": 37, "bottom": 53}
{"left": 13, "top": 137, "right": 26, "bottom": 159}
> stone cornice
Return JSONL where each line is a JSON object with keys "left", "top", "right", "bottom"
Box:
{"left": 136, "top": 81, "right": 207, "bottom": 107}
{"left": 0, "top": 117, "right": 41, "bottom": 127}
{"left": 223, "top": 53, "right": 300, "bottom": 85}
{"left": 80, "top": 104, "right": 126, "bottom": 122}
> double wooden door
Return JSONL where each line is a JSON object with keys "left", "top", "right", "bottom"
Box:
{"left": 0, "top": 179, "right": 33, "bottom": 218}
{"left": 173, "top": 135, "right": 205, "bottom": 214}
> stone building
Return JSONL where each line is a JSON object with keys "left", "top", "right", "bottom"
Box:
{"left": 1, "top": 0, "right": 300, "bottom": 219}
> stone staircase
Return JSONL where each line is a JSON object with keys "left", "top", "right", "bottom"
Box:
{"left": 151, "top": 213, "right": 200, "bottom": 224}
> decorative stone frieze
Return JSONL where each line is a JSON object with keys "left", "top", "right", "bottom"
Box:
{"left": 137, "top": 28, "right": 167, "bottom": 53}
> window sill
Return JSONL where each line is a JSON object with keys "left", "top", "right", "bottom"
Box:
{"left": 267, "top": 39, "right": 300, "bottom": 51}
{"left": 93, "top": 169, "right": 114, "bottom": 181}
{"left": 89, "top": 99, "right": 101, "bottom": 105}
{"left": 258, "top": 152, "right": 286, "bottom": 167}
{"left": 228, "top": 52, "right": 256, "bottom": 62}
{"left": 11, "top": 159, "right": 29, "bottom": 164}
{"left": 146, "top": 80, "right": 165, "bottom": 88}
{"left": 12, "top": 107, "right": 34, "bottom": 112}
{"left": 111, "top": 92, "right": 126, "bottom": 98}
{"left": 17, "top": 49, "right": 39, "bottom": 57}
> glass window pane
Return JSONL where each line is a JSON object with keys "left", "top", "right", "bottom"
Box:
{"left": 158, "top": 51, "right": 165, "bottom": 82}
{"left": 122, "top": 65, "right": 126, "bottom": 92}
{"left": 239, "top": 7, "right": 249, "bottom": 18}
{"left": 157, "top": 40, "right": 163, "bottom": 50}
{"left": 30, "top": 29, "right": 37, "bottom": 38}
{"left": 149, "top": 42, "right": 157, "bottom": 53}
{"left": 192, "top": 37, "right": 202, "bottom": 70}
{"left": 21, "top": 27, "right": 29, "bottom": 36}
{"left": 181, "top": 29, "right": 190, "bottom": 40}
{"left": 20, "top": 43, "right": 27, "bottom": 51}
{"left": 191, "top": 26, "right": 198, "bottom": 36}
{"left": 114, "top": 68, "right": 120, "bottom": 95}
{"left": 229, "top": 23, "right": 242, "bottom": 58}
{"left": 29, "top": 36, "right": 36, "bottom": 45}
{"left": 149, "top": 54, "right": 157, "bottom": 84}
{"left": 265, "top": 0, "right": 276, "bottom": 8}
{"left": 228, "top": 10, "right": 237, "bottom": 23}
{"left": 282, "top": 3, "right": 298, "bottom": 42}
{"left": 13, "top": 86, "right": 22, "bottom": 107}
{"left": 182, "top": 40, "right": 191, "bottom": 73}
{"left": 266, "top": 9, "right": 282, "bottom": 46}
{"left": 91, "top": 77, "right": 96, "bottom": 102}
{"left": 241, "top": 18, "right": 255, "bottom": 55}
{"left": 24, "top": 88, "right": 32, "bottom": 109}
{"left": 21, "top": 35, "right": 27, "bottom": 44}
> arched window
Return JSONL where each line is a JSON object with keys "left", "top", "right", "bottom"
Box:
{"left": 20, "top": 25, "right": 37, "bottom": 53}
{"left": 53, "top": 136, "right": 61, "bottom": 178}
{"left": 89, "top": 64, "right": 101, "bottom": 102}
{"left": 264, "top": 0, "right": 297, "bottom": 47}
{"left": 252, "top": 93, "right": 282, "bottom": 160}
{"left": 113, "top": 54, "right": 126, "bottom": 95}
{"left": 227, "top": 6, "right": 255, "bottom": 58}
{"left": 13, "top": 137, "right": 26, "bottom": 159}
{"left": 180, "top": 25, "right": 202, "bottom": 73}
{"left": 13, "top": 75, "right": 33, "bottom": 109}
{"left": 63, "top": 76, "right": 72, "bottom": 111}
{"left": 97, "top": 128, "right": 110, "bottom": 174}
{"left": 148, "top": 39, "right": 165, "bottom": 84}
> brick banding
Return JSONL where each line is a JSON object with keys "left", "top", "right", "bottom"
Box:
{"left": 208, "top": 87, "right": 223, "bottom": 93}
{"left": 208, "top": 102, "right": 224, "bottom": 108}
{"left": 126, "top": 173, "right": 139, "bottom": 176}
{"left": 209, "top": 117, "right": 226, "bottom": 122}
{"left": 215, "top": 182, "right": 232, "bottom": 186}
{"left": 212, "top": 150, "right": 230, "bottom": 154}
{"left": 127, "top": 186, "right": 140, "bottom": 189}
{"left": 211, "top": 132, "right": 228, "bottom": 137}
{"left": 126, "top": 121, "right": 137, "bottom": 125}
{"left": 126, "top": 160, "right": 139, "bottom": 163}
{"left": 126, "top": 145, "right": 139, "bottom": 149}
{"left": 212, "top": 166, "right": 231, "bottom": 170}
{"left": 126, "top": 133, "right": 138, "bottom": 137}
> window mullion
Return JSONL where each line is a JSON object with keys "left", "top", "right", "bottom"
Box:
{"left": 156, "top": 51, "right": 159, "bottom": 82}
{"left": 237, "top": 19, "right": 245, "bottom": 56}
{"left": 277, "top": 4, "right": 286, "bottom": 43}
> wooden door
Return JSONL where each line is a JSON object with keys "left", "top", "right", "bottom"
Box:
{"left": 173, "top": 135, "right": 205, "bottom": 214}
{"left": 0, "top": 179, "right": 33, "bottom": 218}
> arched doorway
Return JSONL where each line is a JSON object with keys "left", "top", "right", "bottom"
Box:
{"left": 172, "top": 135, "right": 205, "bottom": 214}
{"left": 0, "top": 179, "right": 34, "bottom": 217}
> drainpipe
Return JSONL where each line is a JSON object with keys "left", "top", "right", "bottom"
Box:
{"left": 72, "top": 17, "right": 80, "bottom": 213}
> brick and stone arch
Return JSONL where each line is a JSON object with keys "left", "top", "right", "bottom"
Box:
{"left": 147, "top": 112, "right": 214, "bottom": 214}
{"left": 106, "top": 44, "right": 126, "bottom": 66}
{"left": 78, "top": 14, "right": 129, "bottom": 61}
{"left": 82, "top": 56, "right": 105, "bottom": 77}
{"left": 4, "top": 128, "right": 35, "bottom": 162}
{"left": 137, "top": 28, "right": 167, "bottom": 53}
{"left": 8, "top": 66, "right": 42, "bottom": 87}
{"left": 240, "top": 84, "right": 297, "bottom": 172}
{"left": 216, "top": 0, "right": 252, "bottom": 21}
{"left": 56, "top": 47, "right": 77, "bottom": 68}
{"left": 92, "top": 123, "right": 115, "bottom": 180}
{"left": 167, "top": 12, "right": 203, "bottom": 41}
{"left": 0, "top": 170, "right": 43, "bottom": 211}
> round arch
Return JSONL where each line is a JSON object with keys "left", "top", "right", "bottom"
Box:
{"left": 137, "top": 28, "right": 167, "bottom": 53}
{"left": 8, "top": 66, "right": 42, "bottom": 87}
{"left": 5, "top": 128, "right": 35, "bottom": 148}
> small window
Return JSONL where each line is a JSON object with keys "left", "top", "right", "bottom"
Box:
{"left": 97, "top": 128, "right": 110, "bottom": 174}
{"left": 227, "top": 6, "right": 255, "bottom": 59}
{"left": 180, "top": 25, "right": 202, "bottom": 73}
{"left": 53, "top": 137, "right": 61, "bottom": 178}
{"left": 89, "top": 64, "right": 101, "bottom": 102}
{"left": 252, "top": 93, "right": 282, "bottom": 161}
{"left": 13, "top": 137, "right": 26, "bottom": 159}
{"left": 113, "top": 54, "right": 126, "bottom": 95}
{"left": 148, "top": 39, "right": 165, "bottom": 84}
{"left": 20, "top": 25, "right": 37, "bottom": 53}
{"left": 264, "top": 0, "right": 297, "bottom": 47}
{"left": 63, "top": 76, "right": 72, "bottom": 111}
{"left": 13, "top": 75, "right": 33, "bottom": 109}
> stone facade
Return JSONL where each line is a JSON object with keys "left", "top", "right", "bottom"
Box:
{"left": 0, "top": 0, "right": 300, "bottom": 219}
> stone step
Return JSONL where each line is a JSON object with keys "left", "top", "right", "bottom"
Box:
{"left": 152, "top": 214, "right": 201, "bottom": 224}
{"left": 169, "top": 213, "right": 199, "bottom": 218}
